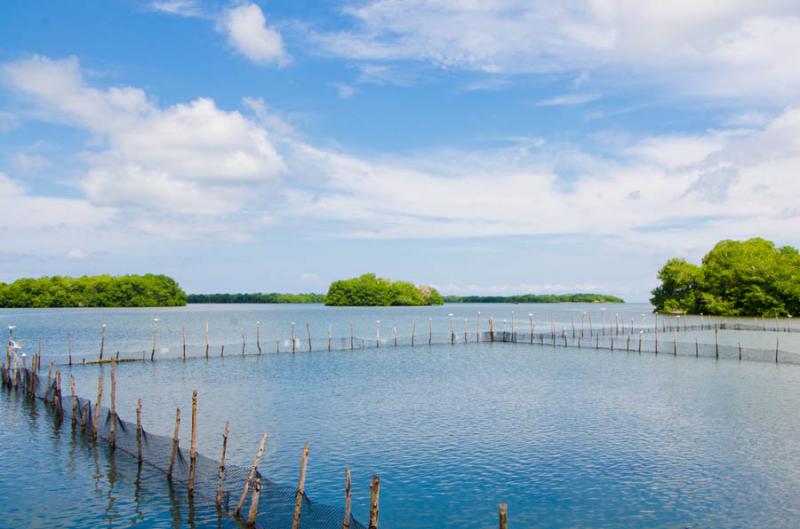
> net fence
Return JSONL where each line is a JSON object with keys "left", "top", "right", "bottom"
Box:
{"left": 0, "top": 363, "right": 366, "bottom": 529}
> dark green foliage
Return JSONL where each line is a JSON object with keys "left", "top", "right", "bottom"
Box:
{"left": 324, "top": 274, "right": 444, "bottom": 306}
{"left": 650, "top": 238, "right": 800, "bottom": 316}
{"left": 442, "top": 293, "right": 624, "bottom": 303}
{"left": 0, "top": 274, "right": 187, "bottom": 308}
{"left": 186, "top": 292, "right": 325, "bottom": 304}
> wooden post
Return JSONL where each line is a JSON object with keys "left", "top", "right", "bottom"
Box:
{"left": 394, "top": 326, "right": 399, "bottom": 347}
{"left": 291, "top": 322, "right": 297, "bottom": 353}
{"left": 498, "top": 503, "right": 508, "bottom": 529}
{"left": 376, "top": 320, "right": 381, "bottom": 348}
{"left": 626, "top": 334, "right": 631, "bottom": 352}
{"left": 217, "top": 421, "right": 230, "bottom": 510}
{"left": 328, "top": 324, "right": 333, "bottom": 352}
{"left": 489, "top": 318, "right": 495, "bottom": 342}
{"left": 246, "top": 477, "right": 261, "bottom": 527}
{"left": 428, "top": 318, "right": 433, "bottom": 345}
{"left": 511, "top": 311, "right": 516, "bottom": 343}
{"left": 182, "top": 326, "right": 187, "bottom": 359}
{"left": 241, "top": 328, "right": 246, "bottom": 356}
{"left": 188, "top": 390, "right": 198, "bottom": 493}
{"left": 167, "top": 408, "right": 181, "bottom": 479}
{"left": 68, "top": 333, "right": 72, "bottom": 367}
{"left": 100, "top": 324, "right": 106, "bottom": 361}
{"left": 464, "top": 317, "right": 468, "bottom": 343}
{"left": 307, "top": 322, "right": 313, "bottom": 352}
{"left": 151, "top": 318, "right": 158, "bottom": 361}
{"left": 235, "top": 433, "right": 269, "bottom": 516}
{"left": 256, "top": 321, "right": 262, "bottom": 355}
{"left": 54, "top": 370, "right": 62, "bottom": 413}
{"left": 136, "top": 399, "right": 143, "bottom": 463}
{"left": 775, "top": 335, "right": 779, "bottom": 364}
{"left": 205, "top": 321, "right": 210, "bottom": 359}
{"left": 350, "top": 324, "right": 354, "bottom": 350}
{"left": 70, "top": 374, "right": 77, "bottom": 425}
{"left": 714, "top": 328, "right": 719, "bottom": 359}
{"left": 411, "top": 321, "right": 416, "bottom": 347}
{"left": 343, "top": 466, "right": 351, "bottom": 529}
{"left": 292, "top": 443, "right": 310, "bottom": 529}
{"left": 476, "top": 312, "right": 481, "bottom": 343}
{"left": 738, "top": 342, "right": 742, "bottom": 361}
{"left": 92, "top": 377, "right": 103, "bottom": 440}
{"left": 109, "top": 361, "right": 117, "bottom": 448}
{"left": 638, "top": 331, "right": 643, "bottom": 353}
{"left": 369, "top": 475, "right": 380, "bottom": 529}
{"left": 695, "top": 336, "right": 699, "bottom": 357}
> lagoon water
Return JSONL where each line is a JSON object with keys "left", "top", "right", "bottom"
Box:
{"left": 3, "top": 303, "right": 800, "bottom": 528}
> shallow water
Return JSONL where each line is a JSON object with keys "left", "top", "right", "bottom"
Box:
{"left": 3, "top": 304, "right": 800, "bottom": 528}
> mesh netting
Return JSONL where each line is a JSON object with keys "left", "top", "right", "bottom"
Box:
{"left": 0, "top": 363, "right": 366, "bottom": 529}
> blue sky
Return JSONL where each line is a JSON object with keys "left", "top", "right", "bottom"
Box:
{"left": 2, "top": 0, "right": 800, "bottom": 300}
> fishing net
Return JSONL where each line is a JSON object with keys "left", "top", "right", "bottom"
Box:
{"left": 0, "top": 364, "right": 366, "bottom": 529}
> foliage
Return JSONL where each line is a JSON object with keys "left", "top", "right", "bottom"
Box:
{"left": 187, "top": 292, "right": 325, "bottom": 304}
{"left": 442, "top": 293, "right": 624, "bottom": 303}
{"left": 0, "top": 274, "right": 187, "bottom": 308}
{"left": 650, "top": 238, "right": 800, "bottom": 316}
{"left": 324, "top": 274, "right": 444, "bottom": 306}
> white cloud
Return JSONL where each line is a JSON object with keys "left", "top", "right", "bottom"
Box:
{"left": 148, "top": 0, "right": 202, "bottom": 17}
{"left": 4, "top": 56, "right": 285, "bottom": 217}
{"left": 536, "top": 93, "right": 601, "bottom": 106}
{"left": 222, "top": 3, "right": 290, "bottom": 66}
{"left": 0, "top": 111, "right": 18, "bottom": 133}
{"left": 330, "top": 82, "right": 357, "bottom": 99}
{"left": 12, "top": 153, "right": 50, "bottom": 173}
{"left": 312, "top": 0, "right": 800, "bottom": 101}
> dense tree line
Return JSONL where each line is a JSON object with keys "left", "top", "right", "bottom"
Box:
{"left": 651, "top": 238, "right": 800, "bottom": 316}
{"left": 0, "top": 274, "right": 187, "bottom": 307}
{"left": 187, "top": 292, "right": 325, "bottom": 304}
{"left": 325, "top": 274, "right": 443, "bottom": 306}
{"left": 442, "top": 293, "right": 624, "bottom": 303}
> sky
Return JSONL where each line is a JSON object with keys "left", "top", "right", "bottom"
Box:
{"left": 2, "top": 0, "right": 800, "bottom": 300}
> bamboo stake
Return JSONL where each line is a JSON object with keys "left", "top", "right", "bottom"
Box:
{"left": 292, "top": 443, "right": 310, "bottom": 529}
{"left": 110, "top": 361, "right": 117, "bottom": 448}
{"left": 54, "top": 370, "right": 62, "bottom": 413}
{"left": 136, "top": 399, "right": 143, "bottom": 463}
{"left": 92, "top": 377, "right": 103, "bottom": 440}
{"left": 499, "top": 503, "right": 508, "bottom": 529}
{"left": 188, "top": 390, "right": 198, "bottom": 493}
{"left": 216, "top": 421, "right": 230, "bottom": 510}
{"left": 246, "top": 477, "right": 261, "bottom": 527}
{"left": 235, "top": 433, "right": 269, "bottom": 516}
{"left": 70, "top": 374, "right": 77, "bottom": 425}
{"left": 100, "top": 325, "right": 106, "bottom": 361}
{"left": 205, "top": 321, "right": 210, "bottom": 359}
{"left": 369, "top": 475, "right": 380, "bottom": 529}
{"left": 167, "top": 408, "right": 181, "bottom": 479}
{"left": 343, "top": 466, "right": 351, "bottom": 529}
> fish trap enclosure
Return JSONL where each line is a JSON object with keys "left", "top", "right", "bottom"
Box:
{"left": 0, "top": 359, "right": 368, "bottom": 529}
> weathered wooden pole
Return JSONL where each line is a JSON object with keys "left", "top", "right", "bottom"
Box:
{"left": 775, "top": 335, "right": 780, "bottom": 364}
{"left": 350, "top": 324, "right": 355, "bottom": 350}
{"left": 489, "top": 317, "right": 495, "bottom": 342}
{"left": 738, "top": 341, "right": 742, "bottom": 361}
{"left": 68, "top": 333, "right": 73, "bottom": 367}
{"left": 150, "top": 318, "right": 159, "bottom": 361}
{"left": 182, "top": 326, "right": 187, "bottom": 359}
{"left": 235, "top": 432, "right": 269, "bottom": 516}
{"left": 205, "top": 321, "right": 210, "bottom": 359}
{"left": 394, "top": 326, "right": 399, "bottom": 347}
{"left": 188, "top": 390, "right": 198, "bottom": 493}
{"left": 100, "top": 324, "right": 106, "bottom": 361}
{"left": 307, "top": 322, "right": 313, "bottom": 352}
{"left": 369, "top": 475, "right": 380, "bottom": 529}
{"left": 292, "top": 443, "right": 310, "bottom": 529}
{"left": 54, "top": 370, "right": 63, "bottom": 413}
{"left": 136, "top": 399, "right": 143, "bottom": 463}
{"left": 92, "top": 377, "right": 103, "bottom": 440}
{"left": 276, "top": 327, "right": 281, "bottom": 353}
{"left": 167, "top": 408, "right": 181, "bottom": 479}
{"left": 498, "top": 503, "right": 508, "bottom": 529}
{"left": 246, "top": 476, "right": 261, "bottom": 527}
{"left": 695, "top": 336, "right": 699, "bottom": 357}
{"left": 241, "top": 328, "right": 246, "bottom": 356}
{"left": 511, "top": 311, "right": 516, "bottom": 343}
{"left": 343, "top": 466, "right": 351, "bottom": 529}
{"left": 70, "top": 374, "right": 77, "bottom": 425}
{"left": 626, "top": 334, "right": 631, "bottom": 352}
{"left": 428, "top": 318, "right": 433, "bottom": 345}
{"left": 588, "top": 313, "right": 593, "bottom": 336}
{"left": 256, "top": 321, "right": 262, "bottom": 354}
{"left": 714, "top": 328, "right": 719, "bottom": 360}
{"left": 216, "top": 421, "right": 230, "bottom": 510}
{"left": 411, "top": 321, "right": 416, "bottom": 347}
{"left": 291, "top": 322, "right": 297, "bottom": 353}
{"left": 376, "top": 320, "right": 381, "bottom": 348}
{"left": 328, "top": 324, "right": 333, "bottom": 352}
{"left": 110, "top": 361, "right": 117, "bottom": 448}
{"left": 449, "top": 314, "right": 455, "bottom": 344}
{"left": 476, "top": 312, "right": 481, "bottom": 343}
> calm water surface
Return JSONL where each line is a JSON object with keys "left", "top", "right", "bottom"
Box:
{"left": 2, "top": 303, "right": 800, "bottom": 528}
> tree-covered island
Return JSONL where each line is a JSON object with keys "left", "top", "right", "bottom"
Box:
{"left": 443, "top": 294, "right": 624, "bottom": 303}
{"left": 651, "top": 238, "right": 800, "bottom": 316}
{"left": 0, "top": 274, "right": 187, "bottom": 307}
{"left": 325, "top": 274, "right": 443, "bottom": 306}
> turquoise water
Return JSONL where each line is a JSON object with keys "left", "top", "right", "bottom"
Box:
{"left": 2, "top": 304, "right": 800, "bottom": 528}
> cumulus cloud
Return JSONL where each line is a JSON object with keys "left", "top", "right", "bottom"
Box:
{"left": 312, "top": 0, "right": 800, "bottom": 101}
{"left": 221, "top": 3, "right": 290, "bottom": 66}
{"left": 148, "top": 0, "right": 202, "bottom": 17}
{"left": 4, "top": 55, "right": 285, "bottom": 217}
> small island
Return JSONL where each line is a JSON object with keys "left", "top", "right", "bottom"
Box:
{"left": 0, "top": 274, "right": 187, "bottom": 308}
{"left": 325, "top": 274, "right": 443, "bottom": 306}
{"left": 187, "top": 293, "right": 325, "bottom": 304}
{"left": 651, "top": 237, "right": 800, "bottom": 316}
{"left": 443, "top": 294, "right": 624, "bottom": 303}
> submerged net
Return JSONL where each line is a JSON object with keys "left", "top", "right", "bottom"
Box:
{"left": 0, "top": 364, "right": 366, "bottom": 529}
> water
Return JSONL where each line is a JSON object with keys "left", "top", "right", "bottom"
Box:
{"left": 2, "top": 303, "right": 800, "bottom": 528}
